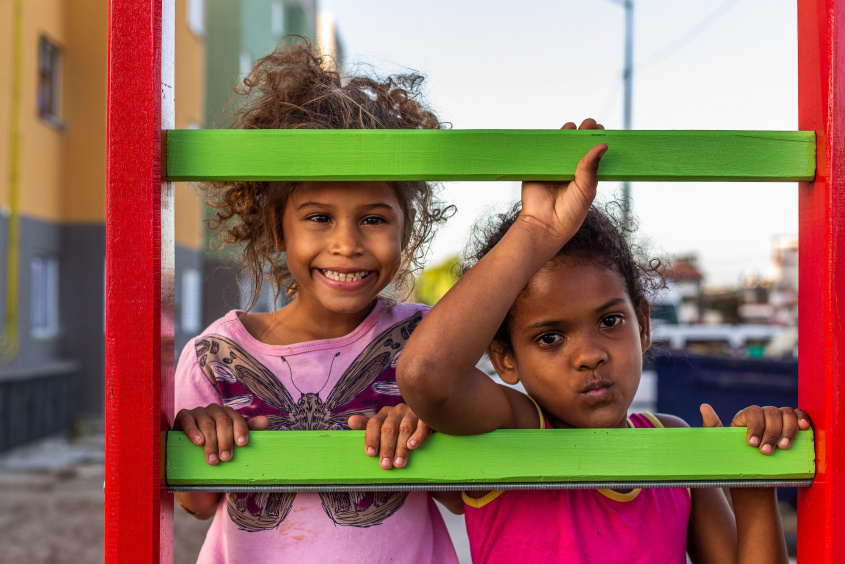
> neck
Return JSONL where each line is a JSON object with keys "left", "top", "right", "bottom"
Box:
{"left": 546, "top": 412, "right": 630, "bottom": 430}
{"left": 257, "top": 295, "right": 377, "bottom": 345}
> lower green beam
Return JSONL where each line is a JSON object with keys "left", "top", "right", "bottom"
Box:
{"left": 166, "top": 428, "right": 814, "bottom": 489}
{"left": 165, "top": 129, "right": 815, "bottom": 182}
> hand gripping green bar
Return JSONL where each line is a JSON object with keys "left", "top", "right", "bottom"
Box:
{"left": 165, "top": 129, "right": 815, "bottom": 183}
{"left": 166, "top": 429, "right": 815, "bottom": 492}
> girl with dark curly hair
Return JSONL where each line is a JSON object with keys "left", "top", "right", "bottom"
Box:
{"left": 172, "top": 41, "right": 458, "bottom": 563}
{"left": 394, "top": 120, "right": 810, "bottom": 563}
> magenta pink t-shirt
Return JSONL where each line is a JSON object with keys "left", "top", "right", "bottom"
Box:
{"left": 175, "top": 300, "right": 457, "bottom": 564}
{"left": 463, "top": 412, "right": 692, "bottom": 564}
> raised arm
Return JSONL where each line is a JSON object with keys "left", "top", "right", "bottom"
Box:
{"left": 397, "top": 122, "right": 607, "bottom": 434}
{"left": 685, "top": 405, "right": 810, "bottom": 563}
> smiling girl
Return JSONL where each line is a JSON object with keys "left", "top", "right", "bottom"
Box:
{"left": 395, "top": 123, "right": 810, "bottom": 563}
{"left": 171, "top": 42, "right": 458, "bottom": 563}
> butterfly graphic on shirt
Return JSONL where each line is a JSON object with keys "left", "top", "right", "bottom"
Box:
{"left": 194, "top": 312, "right": 421, "bottom": 532}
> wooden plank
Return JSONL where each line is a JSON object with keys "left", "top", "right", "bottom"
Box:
{"left": 165, "top": 129, "right": 815, "bottom": 182}
{"left": 166, "top": 429, "right": 814, "bottom": 487}
{"left": 797, "top": 0, "right": 845, "bottom": 561}
{"left": 105, "top": 1, "right": 174, "bottom": 563}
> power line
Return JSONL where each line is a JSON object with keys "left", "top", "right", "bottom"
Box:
{"left": 637, "top": 0, "right": 745, "bottom": 69}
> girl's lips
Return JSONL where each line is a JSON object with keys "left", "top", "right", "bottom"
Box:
{"left": 580, "top": 382, "right": 614, "bottom": 403}
{"left": 314, "top": 268, "right": 376, "bottom": 292}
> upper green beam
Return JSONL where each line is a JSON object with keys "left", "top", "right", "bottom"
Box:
{"left": 165, "top": 129, "right": 815, "bottom": 182}
{"left": 166, "top": 428, "right": 814, "bottom": 488}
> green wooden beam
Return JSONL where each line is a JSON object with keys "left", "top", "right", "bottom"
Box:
{"left": 166, "top": 428, "right": 814, "bottom": 489}
{"left": 165, "top": 129, "right": 815, "bottom": 182}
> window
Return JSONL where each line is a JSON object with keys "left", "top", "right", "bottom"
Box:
{"left": 31, "top": 255, "right": 59, "bottom": 338}
{"left": 187, "top": 0, "right": 205, "bottom": 38}
{"left": 181, "top": 268, "right": 203, "bottom": 333}
{"left": 37, "top": 37, "right": 62, "bottom": 123}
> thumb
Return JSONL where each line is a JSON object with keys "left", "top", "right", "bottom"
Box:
{"left": 700, "top": 404, "right": 724, "bottom": 428}
{"left": 247, "top": 415, "right": 269, "bottom": 430}
{"left": 347, "top": 414, "right": 370, "bottom": 430}
{"left": 572, "top": 143, "right": 608, "bottom": 194}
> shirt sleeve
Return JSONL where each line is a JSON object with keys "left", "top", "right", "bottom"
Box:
{"left": 174, "top": 337, "right": 223, "bottom": 425}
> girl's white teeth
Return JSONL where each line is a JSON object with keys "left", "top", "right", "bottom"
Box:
{"left": 321, "top": 269, "right": 369, "bottom": 282}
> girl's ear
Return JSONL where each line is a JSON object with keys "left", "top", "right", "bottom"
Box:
{"left": 487, "top": 343, "right": 520, "bottom": 385}
{"left": 636, "top": 300, "right": 651, "bottom": 353}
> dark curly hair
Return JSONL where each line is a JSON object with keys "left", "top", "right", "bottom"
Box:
{"left": 204, "top": 39, "right": 454, "bottom": 307}
{"left": 460, "top": 201, "right": 662, "bottom": 354}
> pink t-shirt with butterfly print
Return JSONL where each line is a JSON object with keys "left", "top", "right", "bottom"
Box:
{"left": 174, "top": 300, "right": 457, "bottom": 564}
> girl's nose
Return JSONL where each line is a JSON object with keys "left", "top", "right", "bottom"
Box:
{"left": 330, "top": 223, "right": 364, "bottom": 257}
{"left": 572, "top": 336, "right": 608, "bottom": 370}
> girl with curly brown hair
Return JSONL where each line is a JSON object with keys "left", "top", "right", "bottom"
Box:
{"left": 171, "top": 41, "right": 458, "bottom": 563}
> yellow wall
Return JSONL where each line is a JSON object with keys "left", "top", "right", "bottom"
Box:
{"left": 0, "top": 0, "right": 206, "bottom": 248}
{"left": 61, "top": 1, "right": 106, "bottom": 223}
{"left": 14, "top": 0, "right": 65, "bottom": 221}
{"left": 174, "top": 0, "right": 206, "bottom": 251}
{"left": 0, "top": 0, "right": 12, "bottom": 209}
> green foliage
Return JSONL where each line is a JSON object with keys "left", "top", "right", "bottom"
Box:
{"left": 414, "top": 256, "right": 459, "bottom": 305}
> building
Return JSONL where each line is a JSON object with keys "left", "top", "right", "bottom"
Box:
{"left": 201, "top": 0, "right": 343, "bottom": 325}
{"left": 0, "top": 0, "right": 206, "bottom": 448}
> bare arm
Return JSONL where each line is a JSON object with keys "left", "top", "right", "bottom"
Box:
{"left": 397, "top": 124, "right": 607, "bottom": 434}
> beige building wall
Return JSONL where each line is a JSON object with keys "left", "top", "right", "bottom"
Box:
{"left": 174, "top": 0, "right": 206, "bottom": 251}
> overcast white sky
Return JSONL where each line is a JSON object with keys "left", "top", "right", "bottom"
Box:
{"left": 319, "top": 0, "right": 799, "bottom": 287}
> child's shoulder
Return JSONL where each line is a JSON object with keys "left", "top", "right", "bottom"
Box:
{"left": 651, "top": 413, "right": 690, "bottom": 429}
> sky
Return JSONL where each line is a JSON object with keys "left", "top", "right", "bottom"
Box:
{"left": 318, "top": 0, "right": 799, "bottom": 287}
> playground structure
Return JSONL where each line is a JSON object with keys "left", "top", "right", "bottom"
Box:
{"left": 104, "top": 1, "right": 842, "bottom": 562}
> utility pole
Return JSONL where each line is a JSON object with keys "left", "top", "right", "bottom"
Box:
{"left": 608, "top": 0, "right": 634, "bottom": 227}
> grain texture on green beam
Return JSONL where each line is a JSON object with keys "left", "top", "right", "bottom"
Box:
{"left": 166, "top": 428, "right": 814, "bottom": 487}
{"left": 165, "top": 130, "right": 815, "bottom": 182}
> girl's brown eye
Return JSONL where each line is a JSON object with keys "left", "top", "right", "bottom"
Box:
{"left": 538, "top": 333, "right": 562, "bottom": 346}
{"left": 601, "top": 315, "right": 622, "bottom": 328}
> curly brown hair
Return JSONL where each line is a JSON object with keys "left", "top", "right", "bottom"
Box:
{"left": 460, "top": 201, "right": 663, "bottom": 355}
{"left": 204, "top": 39, "right": 454, "bottom": 308}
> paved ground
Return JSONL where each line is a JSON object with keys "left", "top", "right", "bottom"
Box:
{"left": 0, "top": 432, "right": 796, "bottom": 564}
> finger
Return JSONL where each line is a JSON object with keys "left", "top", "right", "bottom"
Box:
{"left": 393, "top": 414, "right": 419, "bottom": 468}
{"left": 407, "top": 420, "right": 433, "bottom": 450}
{"left": 209, "top": 403, "right": 236, "bottom": 462}
{"left": 796, "top": 408, "right": 812, "bottom": 430}
{"left": 596, "top": 123, "right": 605, "bottom": 130}
{"left": 778, "top": 408, "right": 799, "bottom": 449}
{"left": 699, "top": 403, "right": 723, "bottom": 428}
{"left": 379, "top": 410, "right": 404, "bottom": 469}
{"left": 225, "top": 407, "right": 250, "bottom": 448}
{"left": 175, "top": 410, "right": 204, "bottom": 445}
{"left": 732, "top": 405, "right": 765, "bottom": 448}
{"left": 578, "top": 118, "right": 598, "bottom": 130}
{"left": 247, "top": 415, "right": 269, "bottom": 431}
{"left": 194, "top": 409, "right": 220, "bottom": 465}
{"left": 758, "top": 406, "right": 784, "bottom": 455}
{"left": 561, "top": 122, "right": 577, "bottom": 130}
{"left": 365, "top": 408, "right": 389, "bottom": 458}
{"left": 348, "top": 414, "right": 370, "bottom": 430}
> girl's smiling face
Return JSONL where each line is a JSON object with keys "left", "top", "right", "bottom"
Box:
{"left": 281, "top": 181, "right": 406, "bottom": 319}
{"left": 489, "top": 258, "right": 651, "bottom": 429}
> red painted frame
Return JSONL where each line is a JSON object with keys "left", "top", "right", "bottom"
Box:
{"left": 797, "top": 0, "right": 845, "bottom": 561}
{"left": 105, "top": 0, "right": 174, "bottom": 562}
{"left": 104, "top": 0, "right": 840, "bottom": 561}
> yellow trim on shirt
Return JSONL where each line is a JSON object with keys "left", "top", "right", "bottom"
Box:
{"left": 462, "top": 490, "right": 505, "bottom": 508}
{"left": 642, "top": 412, "right": 663, "bottom": 428}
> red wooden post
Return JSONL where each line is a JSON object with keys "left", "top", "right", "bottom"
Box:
{"left": 797, "top": 0, "right": 845, "bottom": 561}
{"left": 105, "top": 0, "right": 175, "bottom": 562}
